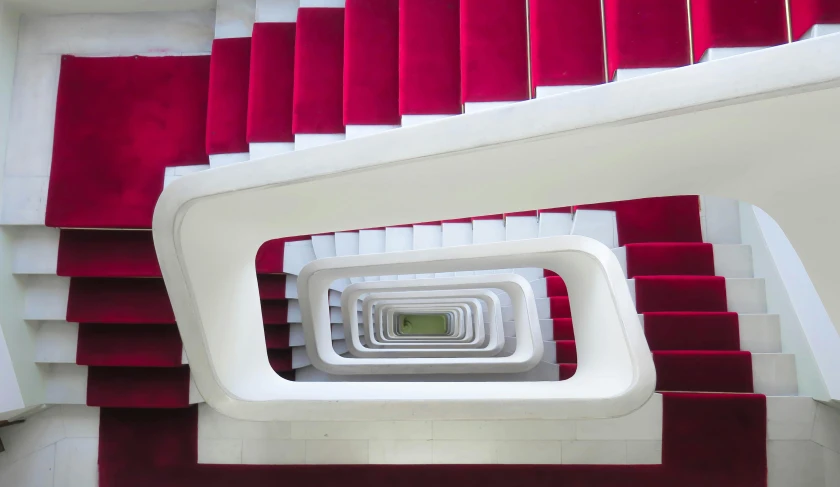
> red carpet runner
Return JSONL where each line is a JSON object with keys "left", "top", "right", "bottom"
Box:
{"left": 46, "top": 55, "right": 209, "bottom": 229}
{"left": 97, "top": 393, "right": 767, "bottom": 487}
{"left": 206, "top": 37, "right": 251, "bottom": 155}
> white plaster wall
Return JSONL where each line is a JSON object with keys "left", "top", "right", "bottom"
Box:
{"left": 740, "top": 202, "right": 840, "bottom": 403}
{"left": 0, "top": 405, "right": 99, "bottom": 487}
{"left": 767, "top": 400, "right": 840, "bottom": 487}
{"left": 0, "top": 3, "right": 47, "bottom": 419}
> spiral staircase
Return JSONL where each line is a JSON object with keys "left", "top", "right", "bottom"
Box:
{"left": 1, "top": 1, "right": 840, "bottom": 486}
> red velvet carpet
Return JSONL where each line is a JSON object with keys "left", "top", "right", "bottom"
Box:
{"left": 268, "top": 349, "right": 293, "bottom": 372}
{"left": 635, "top": 276, "right": 728, "bottom": 313}
{"left": 577, "top": 196, "right": 703, "bottom": 245}
{"left": 87, "top": 366, "right": 190, "bottom": 408}
{"left": 625, "top": 243, "right": 715, "bottom": 278}
{"left": 264, "top": 325, "right": 291, "bottom": 349}
{"left": 257, "top": 274, "right": 287, "bottom": 299}
{"left": 460, "top": 0, "right": 529, "bottom": 103}
{"left": 67, "top": 278, "right": 176, "bottom": 324}
{"left": 344, "top": 0, "right": 400, "bottom": 125}
{"left": 529, "top": 0, "right": 606, "bottom": 91}
{"left": 546, "top": 276, "right": 568, "bottom": 296}
{"left": 293, "top": 8, "right": 345, "bottom": 134}
{"left": 790, "top": 0, "right": 840, "bottom": 39}
{"left": 46, "top": 55, "right": 209, "bottom": 229}
{"left": 603, "top": 0, "right": 691, "bottom": 79}
{"left": 399, "top": 0, "right": 461, "bottom": 115}
{"left": 654, "top": 351, "right": 754, "bottom": 393}
{"left": 549, "top": 296, "right": 571, "bottom": 318}
{"left": 76, "top": 323, "right": 182, "bottom": 367}
{"left": 248, "top": 22, "right": 296, "bottom": 144}
{"left": 691, "top": 0, "right": 788, "bottom": 62}
{"left": 552, "top": 318, "right": 574, "bottom": 340}
{"left": 555, "top": 340, "right": 577, "bottom": 364}
{"left": 644, "top": 312, "right": 741, "bottom": 351}
{"left": 206, "top": 37, "right": 251, "bottom": 155}
{"left": 57, "top": 230, "right": 160, "bottom": 278}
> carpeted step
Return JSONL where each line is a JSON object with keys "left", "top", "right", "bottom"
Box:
{"left": 552, "top": 318, "right": 574, "bottom": 340}
{"left": 344, "top": 0, "right": 400, "bottom": 126}
{"left": 555, "top": 339, "right": 577, "bottom": 364}
{"left": 625, "top": 242, "right": 715, "bottom": 278}
{"left": 662, "top": 392, "right": 766, "bottom": 484}
{"left": 264, "top": 325, "right": 291, "bottom": 349}
{"left": 68, "top": 277, "right": 293, "bottom": 324}
{"left": 293, "top": 8, "right": 345, "bottom": 135}
{"left": 558, "top": 363, "right": 577, "bottom": 380}
{"left": 206, "top": 37, "right": 251, "bottom": 156}
{"left": 257, "top": 274, "right": 287, "bottom": 299}
{"left": 691, "top": 0, "right": 788, "bottom": 62}
{"left": 46, "top": 55, "right": 210, "bottom": 229}
{"left": 549, "top": 296, "right": 571, "bottom": 318}
{"left": 247, "top": 22, "right": 296, "bottom": 145}
{"left": 529, "top": 0, "right": 605, "bottom": 94}
{"left": 654, "top": 350, "right": 754, "bottom": 392}
{"left": 399, "top": 0, "right": 461, "bottom": 116}
{"left": 545, "top": 275, "right": 568, "bottom": 296}
{"left": 67, "top": 278, "right": 176, "bottom": 324}
{"left": 577, "top": 196, "right": 702, "bottom": 245}
{"left": 460, "top": 0, "right": 529, "bottom": 104}
{"left": 57, "top": 230, "right": 160, "bottom": 277}
{"left": 97, "top": 394, "right": 767, "bottom": 486}
{"left": 790, "top": 0, "right": 840, "bottom": 39}
{"left": 644, "top": 312, "right": 740, "bottom": 351}
{"left": 256, "top": 238, "right": 288, "bottom": 273}
{"left": 634, "top": 276, "right": 728, "bottom": 313}
{"left": 87, "top": 365, "right": 191, "bottom": 408}
{"left": 268, "top": 349, "right": 293, "bottom": 372}
{"left": 261, "top": 300, "right": 291, "bottom": 325}
{"left": 603, "top": 0, "right": 691, "bottom": 79}
{"left": 76, "top": 323, "right": 182, "bottom": 367}
{"left": 98, "top": 406, "right": 197, "bottom": 476}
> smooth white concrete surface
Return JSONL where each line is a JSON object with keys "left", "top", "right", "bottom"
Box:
{"left": 464, "top": 102, "right": 515, "bottom": 114}
{"left": 740, "top": 202, "right": 840, "bottom": 404}
{"left": 255, "top": 0, "right": 298, "bottom": 22}
{"left": 209, "top": 152, "right": 249, "bottom": 168}
{"left": 345, "top": 125, "right": 400, "bottom": 140}
{"left": 613, "top": 67, "right": 670, "bottom": 81}
{"left": 194, "top": 396, "right": 664, "bottom": 465}
{"left": 250, "top": 142, "right": 294, "bottom": 159}
{"left": 294, "top": 133, "right": 345, "bottom": 151}
{"left": 535, "top": 85, "right": 595, "bottom": 98}
{"left": 699, "top": 47, "right": 765, "bottom": 63}
{"left": 214, "top": 0, "right": 255, "bottom": 38}
{"left": 401, "top": 114, "right": 453, "bottom": 127}
{"left": 570, "top": 210, "right": 617, "bottom": 248}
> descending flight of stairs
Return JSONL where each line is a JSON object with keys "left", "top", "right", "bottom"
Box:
{"left": 3, "top": 0, "right": 840, "bottom": 486}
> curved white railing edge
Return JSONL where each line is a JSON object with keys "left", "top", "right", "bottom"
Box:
{"left": 302, "top": 260, "right": 543, "bottom": 375}
{"left": 740, "top": 203, "right": 840, "bottom": 402}
{"left": 154, "top": 34, "right": 840, "bottom": 419}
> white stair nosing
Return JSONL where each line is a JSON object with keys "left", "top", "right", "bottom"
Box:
{"left": 249, "top": 142, "right": 294, "bottom": 159}
{"left": 294, "top": 133, "right": 345, "bottom": 151}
